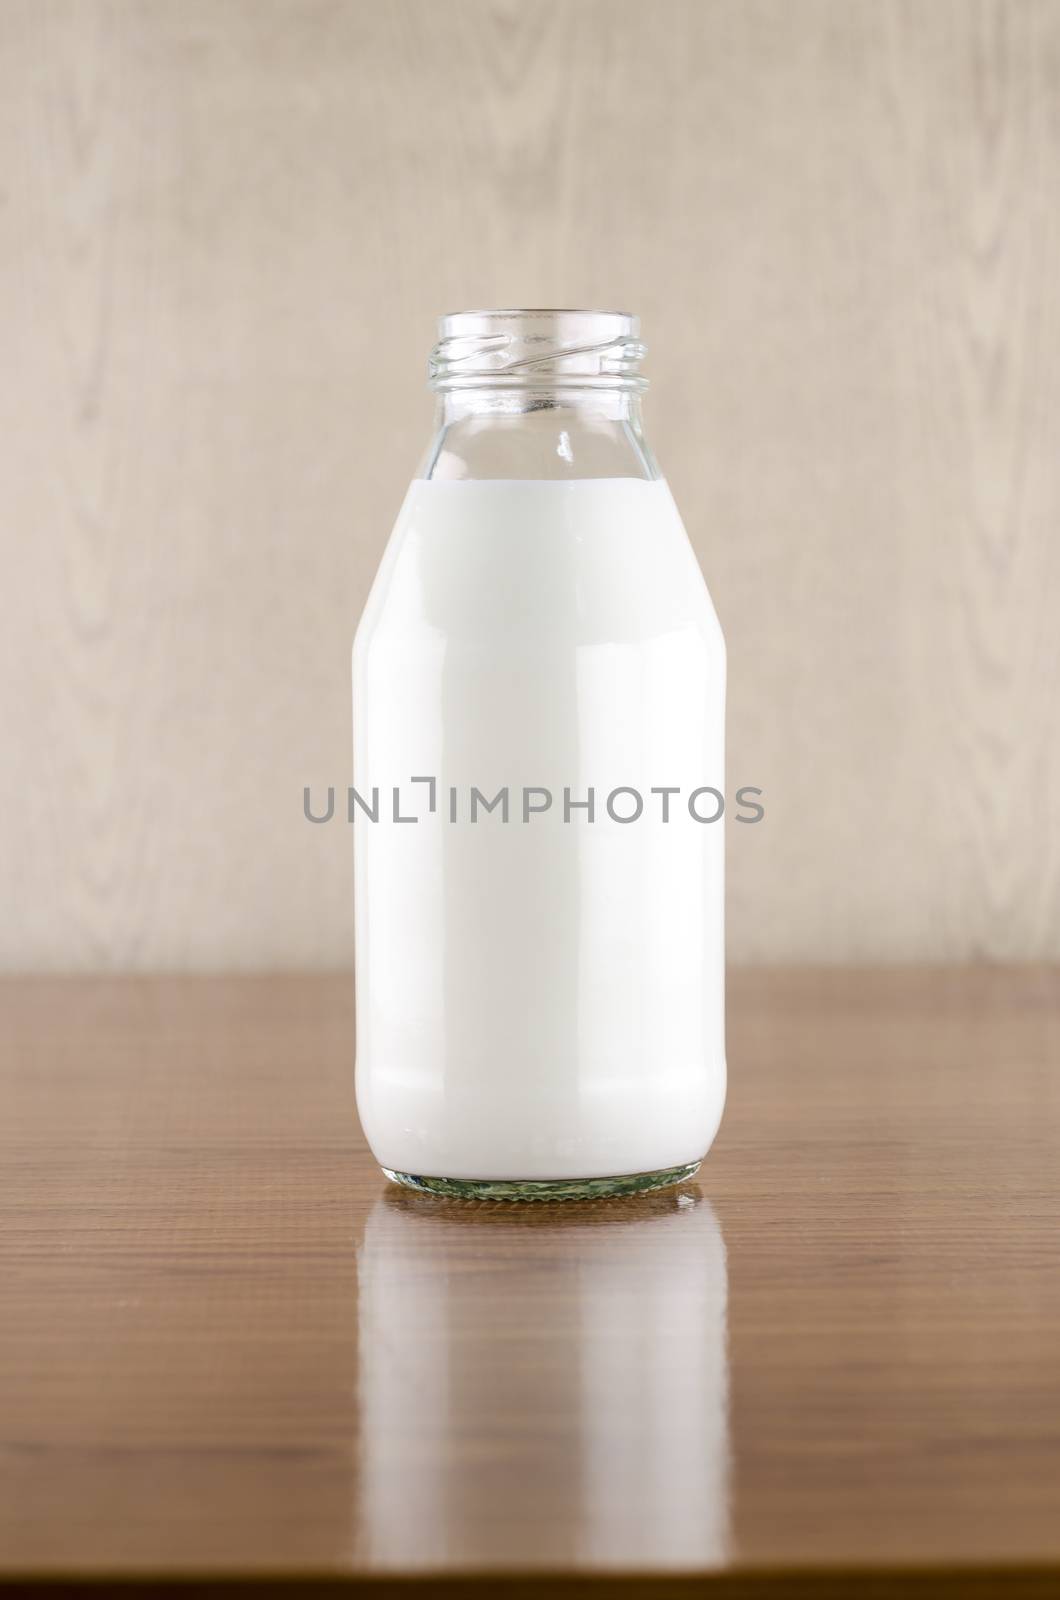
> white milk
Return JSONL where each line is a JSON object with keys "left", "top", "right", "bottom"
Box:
{"left": 353, "top": 477, "right": 725, "bottom": 1182}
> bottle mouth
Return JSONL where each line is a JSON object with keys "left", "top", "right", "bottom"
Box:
{"left": 429, "top": 309, "right": 647, "bottom": 392}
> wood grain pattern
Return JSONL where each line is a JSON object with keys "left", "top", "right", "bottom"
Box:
{"left": 1, "top": 1, "right": 1059, "bottom": 968}
{"left": 2, "top": 967, "right": 1060, "bottom": 1595}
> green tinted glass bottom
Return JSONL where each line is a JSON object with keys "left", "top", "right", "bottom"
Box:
{"left": 381, "top": 1162, "right": 700, "bottom": 1202}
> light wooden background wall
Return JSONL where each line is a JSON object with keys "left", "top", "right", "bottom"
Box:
{"left": 2, "top": 0, "right": 1059, "bottom": 971}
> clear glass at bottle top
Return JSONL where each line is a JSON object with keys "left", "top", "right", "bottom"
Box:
{"left": 353, "top": 310, "right": 726, "bottom": 1200}
{"left": 423, "top": 308, "right": 657, "bottom": 481}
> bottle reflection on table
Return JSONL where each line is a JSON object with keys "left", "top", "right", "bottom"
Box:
{"left": 356, "top": 1183, "right": 729, "bottom": 1569}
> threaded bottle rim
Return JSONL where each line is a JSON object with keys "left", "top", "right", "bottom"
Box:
{"left": 429, "top": 309, "right": 647, "bottom": 392}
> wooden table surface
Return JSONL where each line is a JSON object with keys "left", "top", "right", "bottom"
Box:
{"left": 2, "top": 968, "right": 1059, "bottom": 1598}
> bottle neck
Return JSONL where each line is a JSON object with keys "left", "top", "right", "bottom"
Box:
{"left": 436, "top": 386, "right": 641, "bottom": 425}
{"left": 422, "top": 310, "right": 654, "bottom": 482}
{"left": 421, "top": 386, "right": 658, "bottom": 483}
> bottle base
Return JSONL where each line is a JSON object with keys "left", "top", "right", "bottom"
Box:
{"left": 380, "top": 1161, "right": 701, "bottom": 1202}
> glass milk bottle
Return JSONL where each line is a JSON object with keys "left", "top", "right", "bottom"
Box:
{"left": 353, "top": 309, "right": 725, "bottom": 1199}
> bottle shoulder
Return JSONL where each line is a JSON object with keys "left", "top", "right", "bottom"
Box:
{"left": 355, "top": 477, "right": 723, "bottom": 653}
